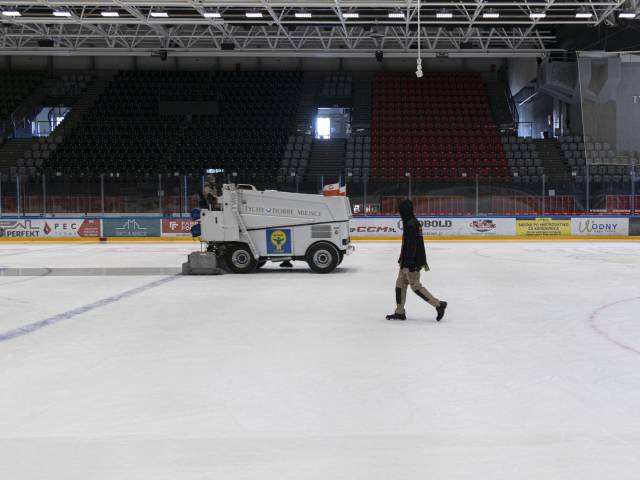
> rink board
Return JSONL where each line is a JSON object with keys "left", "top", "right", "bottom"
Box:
{"left": 0, "top": 216, "right": 639, "bottom": 241}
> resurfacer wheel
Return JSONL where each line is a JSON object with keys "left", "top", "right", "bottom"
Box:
{"left": 306, "top": 242, "right": 339, "bottom": 274}
{"left": 225, "top": 244, "right": 257, "bottom": 274}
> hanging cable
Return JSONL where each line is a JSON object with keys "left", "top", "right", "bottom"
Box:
{"left": 416, "top": 0, "right": 423, "bottom": 78}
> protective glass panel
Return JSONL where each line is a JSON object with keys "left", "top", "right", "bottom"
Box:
{"left": 577, "top": 52, "right": 640, "bottom": 214}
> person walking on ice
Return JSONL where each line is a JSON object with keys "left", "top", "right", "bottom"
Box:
{"left": 386, "top": 200, "right": 447, "bottom": 321}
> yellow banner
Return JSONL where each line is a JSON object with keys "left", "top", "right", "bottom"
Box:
{"left": 516, "top": 218, "right": 571, "bottom": 237}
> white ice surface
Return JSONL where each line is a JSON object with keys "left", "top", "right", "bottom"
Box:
{"left": 1, "top": 241, "right": 639, "bottom": 479}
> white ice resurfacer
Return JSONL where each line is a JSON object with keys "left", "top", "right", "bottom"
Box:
{"left": 187, "top": 184, "right": 354, "bottom": 274}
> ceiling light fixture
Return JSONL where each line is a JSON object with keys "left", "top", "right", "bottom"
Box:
{"left": 529, "top": 11, "right": 546, "bottom": 19}
{"left": 342, "top": 12, "right": 359, "bottom": 19}
{"left": 482, "top": 10, "right": 500, "bottom": 19}
{"left": 203, "top": 10, "right": 221, "bottom": 19}
{"left": 388, "top": 11, "right": 405, "bottom": 19}
{"left": 619, "top": 11, "right": 637, "bottom": 19}
{"left": 150, "top": 10, "right": 169, "bottom": 18}
{"left": 436, "top": 10, "right": 453, "bottom": 19}
{"left": 295, "top": 11, "right": 312, "bottom": 18}
{"left": 1, "top": 8, "right": 21, "bottom": 17}
{"left": 52, "top": 9, "right": 72, "bottom": 17}
{"left": 100, "top": 10, "right": 120, "bottom": 17}
{"left": 245, "top": 11, "right": 263, "bottom": 18}
{"left": 575, "top": 10, "right": 593, "bottom": 19}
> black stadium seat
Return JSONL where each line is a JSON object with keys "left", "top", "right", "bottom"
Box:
{"left": 46, "top": 71, "right": 303, "bottom": 187}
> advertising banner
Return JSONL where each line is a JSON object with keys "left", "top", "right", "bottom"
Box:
{"left": 349, "top": 217, "right": 516, "bottom": 238}
{"left": 0, "top": 218, "right": 101, "bottom": 238}
{"left": 161, "top": 218, "right": 197, "bottom": 237}
{"left": 571, "top": 218, "right": 629, "bottom": 236}
{"left": 461, "top": 218, "right": 516, "bottom": 236}
{"left": 630, "top": 218, "right": 640, "bottom": 236}
{"left": 349, "top": 217, "right": 402, "bottom": 237}
{"left": 102, "top": 218, "right": 161, "bottom": 237}
{"left": 516, "top": 218, "right": 571, "bottom": 237}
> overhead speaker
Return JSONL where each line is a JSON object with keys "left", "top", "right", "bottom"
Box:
{"left": 221, "top": 41, "right": 235, "bottom": 51}
{"left": 38, "top": 39, "right": 54, "bottom": 47}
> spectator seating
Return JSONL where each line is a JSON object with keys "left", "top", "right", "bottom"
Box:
{"left": 370, "top": 72, "right": 509, "bottom": 184}
{"left": 49, "top": 73, "right": 93, "bottom": 98}
{"left": 559, "top": 134, "right": 634, "bottom": 185}
{"left": 320, "top": 72, "right": 352, "bottom": 97}
{"left": 345, "top": 133, "right": 371, "bottom": 183}
{"left": 501, "top": 134, "right": 545, "bottom": 184}
{"left": 279, "top": 133, "right": 312, "bottom": 184}
{"left": 0, "top": 71, "right": 45, "bottom": 121}
{"left": 46, "top": 71, "right": 303, "bottom": 185}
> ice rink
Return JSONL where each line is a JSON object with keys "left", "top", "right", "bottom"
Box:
{"left": 1, "top": 240, "right": 640, "bottom": 479}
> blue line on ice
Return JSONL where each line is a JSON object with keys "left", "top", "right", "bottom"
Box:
{"left": 0, "top": 275, "right": 180, "bottom": 343}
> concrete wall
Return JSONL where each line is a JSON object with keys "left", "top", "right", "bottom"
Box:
{"left": 506, "top": 57, "right": 538, "bottom": 96}
{"left": 614, "top": 63, "right": 640, "bottom": 153}
{"left": 516, "top": 93, "right": 554, "bottom": 138}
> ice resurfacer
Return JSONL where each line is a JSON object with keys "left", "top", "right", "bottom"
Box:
{"left": 185, "top": 184, "right": 354, "bottom": 274}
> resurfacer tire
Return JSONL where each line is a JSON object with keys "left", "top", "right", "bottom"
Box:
{"left": 306, "top": 242, "right": 340, "bottom": 274}
{"left": 225, "top": 244, "right": 257, "bottom": 274}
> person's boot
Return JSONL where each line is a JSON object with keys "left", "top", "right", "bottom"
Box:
{"left": 386, "top": 313, "right": 406, "bottom": 321}
{"left": 436, "top": 301, "right": 447, "bottom": 322}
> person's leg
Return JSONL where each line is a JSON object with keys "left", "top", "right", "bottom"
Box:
{"left": 407, "top": 270, "right": 441, "bottom": 308}
{"left": 394, "top": 268, "right": 409, "bottom": 315}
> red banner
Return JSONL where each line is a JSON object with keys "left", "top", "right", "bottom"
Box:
{"left": 161, "top": 219, "right": 197, "bottom": 237}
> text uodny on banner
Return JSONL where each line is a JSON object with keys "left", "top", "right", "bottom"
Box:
{"left": 571, "top": 218, "right": 629, "bottom": 236}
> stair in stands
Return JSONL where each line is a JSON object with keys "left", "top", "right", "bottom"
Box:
{"left": 0, "top": 71, "right": 48, "bottom": 139}
{"left": 0, "top": 72, "right": 115, "bottom": 175}
{"left": 53, "top": 72, "right": 117, "bottom": 139}
{"left": 305, "top": 139, "right": 346, "bottom": 185}
{"left": 295, "top": 72, "right": 323, "bottom": 132}
{"left": 351, "top": 72, "right": 373, "bottom": 131}
{"left": 533, "top": 139, "right": 569, "bottom": 180}
{"left": 485, "top": 77, "right": 515, "bottom": 132}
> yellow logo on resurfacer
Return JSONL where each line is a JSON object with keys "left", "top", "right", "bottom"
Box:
{"left": 270, "top": 229, "right": 287, "bottom": 252}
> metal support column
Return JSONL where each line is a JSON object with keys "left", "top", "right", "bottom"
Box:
{"left": 16, "top": 175, "right": 21, "bottom": 217}
{"left": 586, "top": 163, "right": 590, "bottom": 213}
{"left": 183, "top": 175, "right": 188, "bottom": 216}
{"left": 100, "top": 174, "right": 105, "bottom": 214}
{"left": 158, "top": 173, "right": 163, "bottom": 213}
{"left": 475, "top": 173, "right": 479, "bottom": 216}
{"left": 42, "top": 173, "right": 47, "bottom": 215}
{"left": 363, "top": 179, "right": 367, "bottom": 215}
{"left": 542, "top": 174, "right": 546, "bottom": 215}
{"left": 632, "top": 165, "right": 636, "bottom": 216}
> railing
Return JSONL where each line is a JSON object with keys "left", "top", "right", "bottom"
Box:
{"left": 606, "top": 195, "right": 639, "bottom": 215}
{"left": 491, "top": 196, "right": 576, "bottom": 216}
{"left": 381, "top": 196, "right": 465, "bottom": 216}
{"left": 498, "top": 67, "right": 519, "bottom": 127}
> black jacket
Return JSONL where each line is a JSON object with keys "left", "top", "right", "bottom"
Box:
{"left": 398, "top": 200, "right": 427, "bottom": 270}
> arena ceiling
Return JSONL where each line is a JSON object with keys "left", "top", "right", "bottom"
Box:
{"left": 0, "top": 1, "right": 637, "bottom": 57}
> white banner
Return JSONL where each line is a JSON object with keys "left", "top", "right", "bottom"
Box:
{"left": 350, "top": 217, "right": 516, "bottom": 237}
{"left": 571, "top": 218, "right": 629, "bottom": 236}
{"left": 0, "top": 218, "right": 101, "bottom": 238}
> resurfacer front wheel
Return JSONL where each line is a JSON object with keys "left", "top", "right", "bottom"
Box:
{"left": 306, "top": 242, "right": 339, "bottom": 274}
{"left": 225, "top": 244, "right": 257, "bottom": 274}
